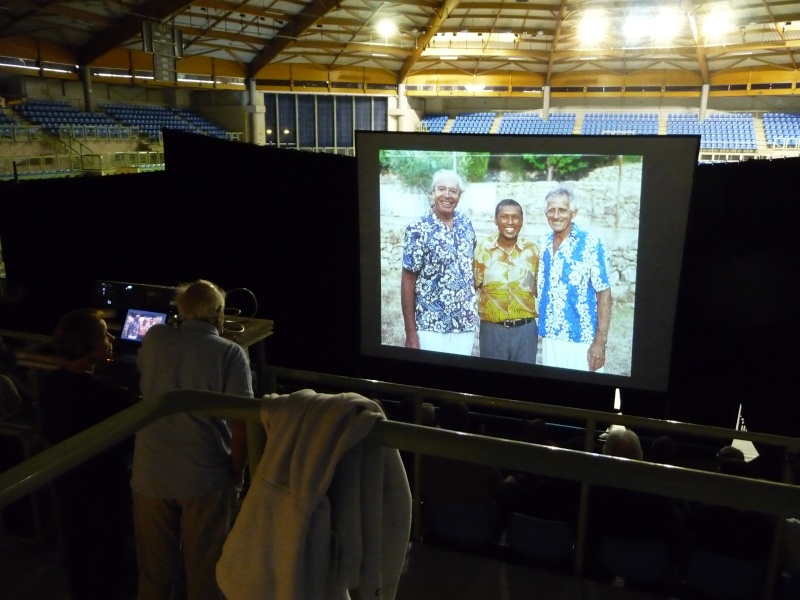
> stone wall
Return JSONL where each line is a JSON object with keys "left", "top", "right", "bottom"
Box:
{"left": 380, "top": 161, "right": 642, "bottom": 306}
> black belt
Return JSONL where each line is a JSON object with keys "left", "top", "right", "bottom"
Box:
{"left": 494, "top": 318, "right": 535, "bottom": 328}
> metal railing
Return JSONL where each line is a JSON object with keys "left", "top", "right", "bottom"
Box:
{"left": 0, "top": 125, "right": 42, "bottom": 143}
{"left": 264, "top": 366, "right": 800, "bottom": 600}
{"left": 263, "top": 366, "right": 800, "bottom": 465}
{"left": 1, "top": 367, "right": 798, "bottom": 599}
{"left": 0, "top": 151, "right": 165, "bottom": 178}
{"left": 0, "top": 154, "right": 76, "bottom": 178}
{"left": 56, "top": 124, "right": 136, "bottom": 143}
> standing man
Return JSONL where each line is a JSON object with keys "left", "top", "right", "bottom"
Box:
{"left": 537, "top": 188, "right": 612, "bottom": 372}
{"left": 131, "top": 279, "right": 253, "bottom": 600}
{"left": 401, "top": 169, "right": 478, "bottom": 355}
{"left": 474, "top": 199, "right": 540, "bottom": 363}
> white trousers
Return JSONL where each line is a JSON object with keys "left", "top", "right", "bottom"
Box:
{"left": 418, "top": 330, "right": 476, "bottom": 356}
{"left": 541, "top": 338, "right": 605, "bottom": 373}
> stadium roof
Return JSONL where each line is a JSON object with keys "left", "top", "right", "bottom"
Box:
{"left": 2, "top": 0, "right": 799, "bottom": 86}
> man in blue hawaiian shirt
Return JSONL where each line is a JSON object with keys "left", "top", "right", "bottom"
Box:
{"left": 537, "top": 187, "right": 611, "bottom": 372}
{"left": 401, "top": 169, "right": 478, "bottom": 355}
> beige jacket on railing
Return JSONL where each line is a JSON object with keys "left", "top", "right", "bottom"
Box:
{"left": 217, "top": 389, "right": 412, "bottom": 600}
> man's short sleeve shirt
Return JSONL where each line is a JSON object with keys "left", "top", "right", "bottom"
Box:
{"left": 474, "top": 233, "right": 539, "bottom": 322}
{"left": 402, "top": 209, "right": 478, "bottom": 333}
{"left": 132, "top": 320, "right": 253, "bottom": 498}
{"left": 537, "top": 223, "right": 610, "bottom": 343}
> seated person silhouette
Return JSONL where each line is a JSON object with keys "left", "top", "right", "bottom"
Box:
{"left": 586, "top": 429, "right": 684, "bottom": 586}
{"left": 686, "top": 456, "right": 774, "bottom": 561}
{"left": 649, "top": 435, "right": 680, "bottom": 466}
{"left": 682, "top": 457, "right": 775, "bottom": 599}
{"left": 506, "top": 420, "right": 580, "bottom": 527}
{"left": 419, "top": 401, "right": 507, "bottom": 549}
{"left": 503, "top": 418, "right": 554, "bottom": 484}
{"left": 716, "top": 444, "right": 745, "bottom": 465}
{"left": 37, "top": 308, "right": 136, "bottom": 600}
{"left": 0, "top": 337, "right": 34, "bottom": 421}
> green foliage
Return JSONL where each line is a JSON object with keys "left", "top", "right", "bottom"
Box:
{"left": 521, "top": 154, "right": 590, "bottom": 179}
{"left": 379, "top": 150, "right": 489, "bottom": 193}
{"left": 492, "top": 155, "right": 529, "bottom": 181}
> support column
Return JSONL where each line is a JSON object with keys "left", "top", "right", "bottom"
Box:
{"left": 247, "top": 77, "right": 266, "bottom": 145}
{"left": 700, "top": 83, "right": 709, "bottom": 121}
{"left": 397, "top": 83, "right": 407, "bottom": 131}
{"left": 543, "top": 85, "right": 551, "bottom": 120}
{"left": 388, "top": 82, "right": 418, "bottom": 132}
{"left": 80, "top": 65, "right": 93, "bottom": 112}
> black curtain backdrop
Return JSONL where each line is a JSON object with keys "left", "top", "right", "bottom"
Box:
{"left": 1, "top": 132, "right": 797, "bottom": 436}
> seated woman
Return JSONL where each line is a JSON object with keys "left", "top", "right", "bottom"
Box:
{"left": 38, "top": 308, "right": 136, "bottom": 600}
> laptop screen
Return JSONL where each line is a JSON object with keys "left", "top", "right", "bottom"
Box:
{"left": 120, "top": 308, "right": 168, "bottom": 343}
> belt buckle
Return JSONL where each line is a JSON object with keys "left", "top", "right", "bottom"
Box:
{"left": 503, "top": 319, "right": 516, "bottom": 328}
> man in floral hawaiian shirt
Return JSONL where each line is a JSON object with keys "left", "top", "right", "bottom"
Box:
{"left": 401, "top": 169, "right": 478, "bottom": 355}
{"left": 474, "top": 199, "right": 540, "bottom": 363}
{"left": 537, "top": 187, "right": 611, "bottom": 372}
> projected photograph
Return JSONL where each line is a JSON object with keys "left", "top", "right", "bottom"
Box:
{"left": 358, "top": 132, "right": 698, "bottom": 393}
{"left": 377, "top": 150, "right": 642, "bottom": 377}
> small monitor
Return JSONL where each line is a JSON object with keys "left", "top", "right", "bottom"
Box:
{"left": 120, "top": 308, "right": 168, "bottom": 343}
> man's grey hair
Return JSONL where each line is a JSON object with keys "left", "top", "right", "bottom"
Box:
{"left": 175, "top": 279, "right": 226, "bottom": 322}
{"left": 544, "top": 187, "right": 577, "bottom": 212}
{"left": 602, "top": 428, "right": 643, "bottom": 461}
{"left": 430, "top": 169, "right": 465, "bottom": 195}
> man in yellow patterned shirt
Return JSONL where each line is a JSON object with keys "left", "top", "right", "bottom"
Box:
{"left": 474, "top": 199, "right": 540, "bottom": 363}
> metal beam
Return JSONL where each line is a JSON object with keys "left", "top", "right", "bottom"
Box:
{"left": 78, "top": 0, "right": 195, "bottom": 65}
{"left": 398, "top": 0, "right": 463, "bottom": 83}
{"left": 248, "top": 0, "right": 340, "bottom": 78}
{"left": 683, "top": 0, "right": 710, "bottom": 83}
{"left": 545, "top": 0, "right": 568, "bottom": 86}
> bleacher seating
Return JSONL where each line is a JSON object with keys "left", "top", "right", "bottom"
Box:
{"left": 98, "top": 103, "right": 228, "bottom": 141}
{"left": 13, "top": 99, "right": 117, "bottom": 136}
{"left": 0, "top": 112, "right": 15, "bottom": 140}
{"left": 420, "top": 114, "right": 448, "bottom": 133}
{"left": 762, "top": 112, "right": 800, "bottom": 149}
{"left": 581, "top": 112, "right": 659, "bottom": 135}
{"left": 498, "top": 112, "right": 576, "bottom": 135}
{"left": 449, "top": 112, "right": 495, "bottom": 134}
{"left": 172, "top": 108, "right": 228, "bottom": 139}
{"left": 667, "top": 112, "right": 757, "bottom": 152}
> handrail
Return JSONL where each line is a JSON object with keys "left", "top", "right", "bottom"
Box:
{"left": 264, "top": 366, "right": 800, "bottom": 600}
{"left": 0, "top": 387, "right": 798, "bottom": 600}
{"left": 263, "top": 366, "right": 800, "bottom": 458}
{"left": 0, "top": 390, "right": 258, "bottom": 509}
{"left": 2, "top": 388, "right": 798, "bottom": 515}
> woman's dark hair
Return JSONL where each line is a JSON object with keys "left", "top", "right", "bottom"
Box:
{"left": 52, "top": 309, "right": 106, "bottom": 360}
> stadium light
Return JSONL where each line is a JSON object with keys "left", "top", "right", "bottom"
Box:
{"left": 578, "top": 9, "right": 607, "bottom": 46}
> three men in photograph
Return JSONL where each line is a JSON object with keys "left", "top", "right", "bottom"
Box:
{"left": 400, "top": 175, "right": 612, "bottom": 372}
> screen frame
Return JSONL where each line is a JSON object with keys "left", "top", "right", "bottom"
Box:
{"left": 356, "top": 132, "right": 699, "bottom": 393}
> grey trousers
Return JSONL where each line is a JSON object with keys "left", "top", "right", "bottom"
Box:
{"left": 478, "top": 319, "right": 538, "bottom": 363}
